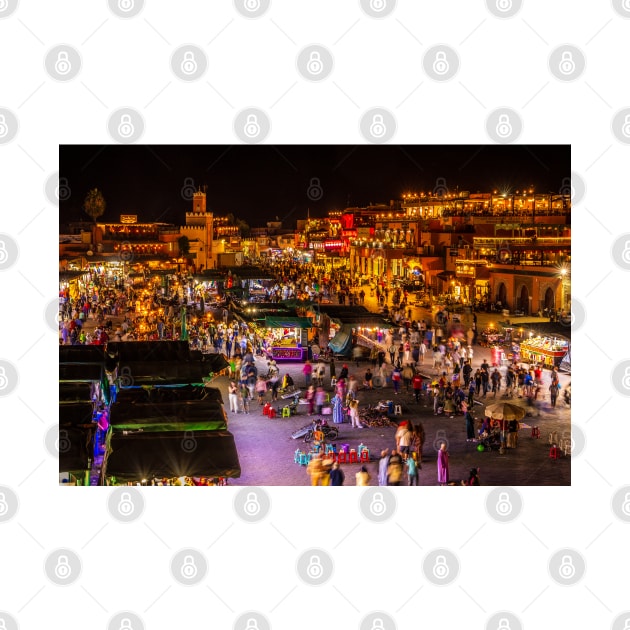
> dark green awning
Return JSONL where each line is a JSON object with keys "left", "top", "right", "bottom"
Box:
{"left": 264, "top": 316, "right": 313, "bottom": 329}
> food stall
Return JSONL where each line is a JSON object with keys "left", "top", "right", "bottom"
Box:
{"left": 261, "top": 316, "right": 313, "bottom": 361}
{"left": 519, "top": 335, "right": 569, "bottom": 369}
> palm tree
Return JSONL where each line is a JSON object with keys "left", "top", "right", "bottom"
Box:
{"left": 83, "top": 188, "right": 106, "bottom": 223}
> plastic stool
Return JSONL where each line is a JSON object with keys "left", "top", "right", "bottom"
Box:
{"left": 282, "top": 406, "right": 291, "bottom": 418}
{"left": 341, "top": 443, "right": 350, "bottom": 453}
{"left": 325, "top": 393, "right": 330, "bottom": 403}
{"left": 268, "top": 407, "right": 276, "bottom": 419}
{"left": 263, "top": 403, "right": 271, "bottom": 416}
{"left": 337, "top": 451, "right": 347, "bottom": 463}
{"left": 549, "top": 446, "right": 559, "bottom": 459}
{"left": 325, "top": 444, "right": 334, "bottom": 455}
{"left": 561, "top": 439, "right": 572, "bottom": 456}
{"left": 360, "top": 449, "right": 370, "bottom": 462}
{"left": 548, "top": 431, "right": 558, "bottom": 444}
{"left": 394, "top": 404, "right": 402, "bottom": 416}
{"left": 357, "top": 443, "right": 366, "bottom": 456}
{"left": 531, "top": 426, "right": 540, "bottom": 439}
{"left": 294, "top": 449, "right": 302, "bottom": 463}
{"left": 349, "top": 449, "right": 358, "bottom": 463}
{"left": 299, "top": 453, "right": 309, "bottom": 465}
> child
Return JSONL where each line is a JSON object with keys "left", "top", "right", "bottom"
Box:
{"left": 407, "top": 455, "right": 419, "bottom": 486}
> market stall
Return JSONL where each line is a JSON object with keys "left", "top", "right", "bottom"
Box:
{"left": 519, "top": 335, "right": 569, "bottom": 369}
{"left": 260, "top": 315, "right": 313, "bottom": 361}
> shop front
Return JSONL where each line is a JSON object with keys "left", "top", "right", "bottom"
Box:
{"left": 260, "top": 316, "right": 313, "bottom": 361}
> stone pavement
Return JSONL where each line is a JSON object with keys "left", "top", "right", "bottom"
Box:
{"left": 221, "top": 350, "right": 570, "bottom": 486}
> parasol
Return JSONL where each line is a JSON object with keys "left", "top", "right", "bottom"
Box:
{"left": 483, "top": 402, "right": 525, "bottom": 421}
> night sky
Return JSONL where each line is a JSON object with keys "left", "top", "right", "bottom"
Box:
{"left": 60, "top": 145, "right": 570, "bottom": 227}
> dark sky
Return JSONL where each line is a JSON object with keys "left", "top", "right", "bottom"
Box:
{"left": 60, "top": 145, "right": 570, "bottom": 227}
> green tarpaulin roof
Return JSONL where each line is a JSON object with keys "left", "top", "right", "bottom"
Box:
{"left": 264, "top": 316, "right": 313, "bottom": 329}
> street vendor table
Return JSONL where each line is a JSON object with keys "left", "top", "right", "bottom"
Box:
{"left": 519, "top": 336, "right": 568, "bottom": 369}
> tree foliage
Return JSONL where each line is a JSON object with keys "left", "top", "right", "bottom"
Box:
{"left": 178, "top": 235, "right": 191, "bottom": 255}
{"left": 83, "top": 188, "right": 106, "bottom": 223}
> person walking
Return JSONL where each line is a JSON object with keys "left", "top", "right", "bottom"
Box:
{"left": 387, "top": 450, "right": 403, "bottom": 486}
{"left": 240, "top": 382, "right": 250, "bottom": 414}
{"left": 407, "top": 455, "right": 419, "bottom": 486}
{"left": 364, "top": 367, "right": 373, "bottom": 390}
{"left": 388, "top": 342, "right": 396, "bottom": 365}
{"left": 402, "top": 364, "right": 414, "bottom": 392}
{"left": 437, "top": 442, "right": 449, "bottom": 485}
{"left": 315, "top": 386, "right": 326, "bottom": 415}
{"left": 356, "top": 465, "right": 371, "bottom": 486}
{"left": 329, "top": 462, "right": 345, "bottom": 486}
{"left": 255, "top": 376, "right": 267, "bottom": 405}
{"left": 302, "top": 360, "right": 313, "bottom": 388}
{"left": 549, "top": 381, "right": 559, "bottom": 408}
{"left": 307, "top": 453, "right": 325, "bottom": 486}
{"left": 377, "top": 449, "right": 390, "bottom": 486}
{"left": 412, "top": 371, "right": 423, "bottom": 403}
{"left": 392, "top": 365, "right": 402, "bottom": 394}
{"left": 228, "top": 380, "right": 240, "bottom": 413}
{"left": 491, "top": 369, "right": 501, "bottom": 397}
{"left": 465, "top": 410, "right": 476, "bottom": 441}
{"left": 331, "top": 392, "right": 344, "bottom": 424}
{"left": 349, "top": 399, "right": 362, "bottom": 428}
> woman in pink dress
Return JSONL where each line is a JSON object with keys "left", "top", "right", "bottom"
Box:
{"left": 437, "top": 442, "right": 449, "bottom": 485}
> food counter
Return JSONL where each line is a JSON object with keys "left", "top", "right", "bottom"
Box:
{"left": 519, "top": 336, "right": 569, "bottom": 368}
